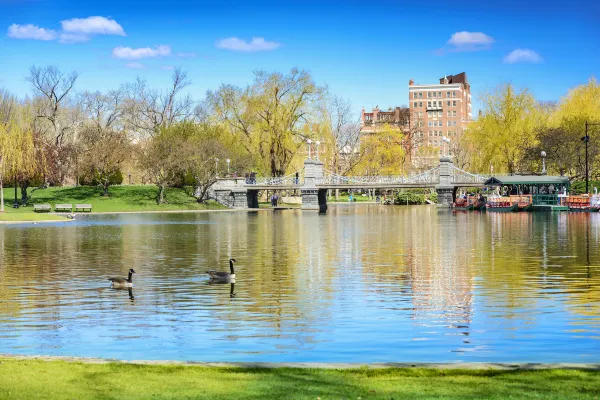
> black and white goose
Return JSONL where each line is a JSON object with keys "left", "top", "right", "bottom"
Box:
{"left": 206, "top": 259, "right": 236, "bottom": 282}
{"left": 108, "top": 269, "right": 136, "bottom": 288}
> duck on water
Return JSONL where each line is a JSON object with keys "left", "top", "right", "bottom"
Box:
{"left": 206, "top": 259, "right": 236, "bottom": 282}
{"left": 108, "top": 269, "right": 136, "bottom": 288}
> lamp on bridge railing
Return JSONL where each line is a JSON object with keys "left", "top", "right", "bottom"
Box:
{"left": 226, "top": 158, "right": 231, "bottom": 175}
{"left": 316, "top": 141, "right": 321, "bottom": 160}
{"left": 307, "top": 139, "right": 312, "bottom": 159}
{"left": 442, "top": 136, "right": 450, "bottom": 157}
{"left": 540, "top": 151, "right": 547, "bottom": 175}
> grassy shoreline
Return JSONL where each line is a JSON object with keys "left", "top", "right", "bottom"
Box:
{"left": 0, "top": 358, "right": 598, "bottom": 399}
{"left": 0, "top": 185, "right": 226, "bottom": 222}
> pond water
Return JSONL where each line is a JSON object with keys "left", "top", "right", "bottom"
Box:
{"left": 0, "top": 206, "right": 599, "bottom": 363}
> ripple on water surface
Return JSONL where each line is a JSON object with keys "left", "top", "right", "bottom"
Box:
{"left": 0, "top": 207, "right": 599, "bottom": 362}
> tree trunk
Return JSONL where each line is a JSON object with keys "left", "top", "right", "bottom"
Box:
{"left": 20, "top": 182, "right": 29, "bottom": 205}
{"left": 103, "top": 181, "right": 110, "bottom": 197}
{"left": 156, "top": 183, "right": 166, "bottom": 204}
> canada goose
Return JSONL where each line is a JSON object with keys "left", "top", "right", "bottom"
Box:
{"left": 206, "top": 259, "right": 236, "bottom": 281}
{"left": 108, "top": 269, "right": 136, "bottom": 288}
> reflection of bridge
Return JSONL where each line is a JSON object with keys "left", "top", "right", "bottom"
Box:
{"left": 212, "top": 157, "right": 489, "bottom": 210}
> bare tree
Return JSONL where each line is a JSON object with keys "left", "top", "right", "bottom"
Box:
{"left": 26, "top": 66, "right": 79, "bottom": 185}
{"left": 324, "top": 96, "right": 362, "bottom": 175}
{"left": 124, "top": 67, "right": 195, "bottom": 136}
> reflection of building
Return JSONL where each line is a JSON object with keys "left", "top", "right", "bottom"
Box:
{"left": 409, "top": 72, "right": 472, "bottom": 156}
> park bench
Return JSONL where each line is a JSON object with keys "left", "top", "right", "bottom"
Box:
{"left": 75, "top": 204, "right": 93, "bottom": 212}
{"left": 54, "top": 204, "right": 73, "bottom": 212}
{"left": 33, "top": 204, "right": 51, "bottom": 213}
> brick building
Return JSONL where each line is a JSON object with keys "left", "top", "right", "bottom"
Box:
{"left": 360, "top": 106, "right": 410, "bottom": 134}
{"left": 408, "top": 72, "right": 472, "bottom": 154}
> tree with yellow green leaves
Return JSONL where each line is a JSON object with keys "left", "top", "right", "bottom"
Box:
{"left": 353, "top": 123, "right": 406, "bottom": 176}
{"left": 465, "top": 84, "right": 542, "bottom": 174}
{"left": 0, "top": 120, "right": 37, "bottom": 212}
{"left": 208, "top": 68, "right": 324, "bottom": 177}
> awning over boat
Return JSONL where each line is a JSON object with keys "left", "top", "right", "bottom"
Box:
{"left": 484, "top": 175, "right": 570, "bottom": 186}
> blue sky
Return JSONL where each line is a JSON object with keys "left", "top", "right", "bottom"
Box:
{"left": 1, "top": 0, "right": 599, "bottom": 115}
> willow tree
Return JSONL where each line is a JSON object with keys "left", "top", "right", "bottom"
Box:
{"left": 209, "top": 68, "right": 323, "bottom": 177}
{"left": 465, "top": 84, "right": 542, "bottom": 174}
{"left": 353, "top": 123, "right": 406, "bottom": 176}
{"left": 0, "top": 121, "right": 37, "bottom": 212}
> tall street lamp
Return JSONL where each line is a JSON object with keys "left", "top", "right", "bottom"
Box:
{"left": 307, "top": 139, "right": 312, "bottom": 159}
{"left": 583, "top": 122, "right": 600, "bottom": 194}
{"left": 541, "top": 151, "right": 547, "bottom": 175}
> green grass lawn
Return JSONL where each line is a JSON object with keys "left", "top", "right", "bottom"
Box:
{"left": 328, "top": 194, "right": 376, "bottom": 203}
{"left": 0, "top": 359, "right": 598, "bottom": 399}
{"left": 0, "top": 185, "right": 226, "bottom": 216}
{"left": 0, "top": 213, "right": 67, "bottom": 222}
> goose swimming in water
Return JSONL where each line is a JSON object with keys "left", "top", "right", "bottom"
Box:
{"left": 108, "top": 269, "right": 136, "bottom": 288}
{"left": 206, "top": 259, "right": 236, "bottom": 282}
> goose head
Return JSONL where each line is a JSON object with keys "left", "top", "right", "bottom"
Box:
{"left": 129, "top": 269, "right": 136, "bottom": 274}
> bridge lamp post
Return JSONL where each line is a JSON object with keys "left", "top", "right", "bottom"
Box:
{"left": 307, "top": 139, "right": 312, "bottom": 159}
{"left": 215, "top": 158, "right": 219, "bottom": 178}
{"left": 541, "top": 151, "right": 547, "bottom": 175}
{"left": 316, "top": 141, "right": 321, "bottom": 160}
{"left": 226, "top": 159, "right": 231, "bottom": 175}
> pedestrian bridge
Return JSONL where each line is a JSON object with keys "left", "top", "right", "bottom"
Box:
{"left": 212, "top": 157, "right": 489, "bottom": 210}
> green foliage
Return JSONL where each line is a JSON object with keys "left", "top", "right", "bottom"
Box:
{"left": 78, "top": 169, "right": 123, "bottom": 186}
{"left": 571, "top": 180, "right": 600, "bottom": 195}
{"left": 0, "top": 359, "right": 598, "bottom": 400}
{"left": 395, "top": 191, "right": 426, "bottom": 205}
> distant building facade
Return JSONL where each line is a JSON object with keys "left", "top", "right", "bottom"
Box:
{"left": 408, "top": 72, "right": 472, "bottom": 154}
{"left": 360, "top": 106, "right": 410, "bottom": 134}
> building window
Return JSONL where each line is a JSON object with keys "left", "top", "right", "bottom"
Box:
{"left": 453, "top": 100, "right": 457, "bottom": 107}
{"left": 428, "top": 92, "right": 432, "bottom": 98}
{"left": 453, "top": 91, "right": 456, "bottom": 97}
{"left": 447, "top": 110, "right": 451, "bottom": 117}
{"left": 433, "top": 92, "right": 437, "bottom": 98}
{"left": 428, "top": 121, "right": 432, "bottom": 127}
{"left": 428, "top": 130, "right": 432, "bottom": 136}
{"left": 438, "top": 91, "right": 442, "bottom": 97}
{"left": 438, "top": 110, "right": 442, "bottom": 117}
{"left": 446, "top": 91, "right": 450, "bottom": 97}
{"left": 413, "top": 102, "right": 417, "bottom": 108}
{"left": 453, "top": 110, "right": 456, "bottom": 117}
{"left": 419, "top": 112, "right": 423, "bottom": 118}
{"left": 427, "top": 101, "right": 431, "bottom": 108}
{"left": 419, "top": 92, "right": 423, "bottom": 99}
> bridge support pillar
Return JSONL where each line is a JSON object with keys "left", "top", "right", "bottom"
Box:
{"left": 246, "top": 189, "right": 259, "bottom": 209}
{"left": 435, "top": 156, "right": 455, "bottom": 207}
{"left": 435, "top": 187, "right": 455, "bottom": 207}
{"left": 301, "top": 189, "right": 319, "bottom": 210}
{"left": 214, "top": 188, "right": 250, "bottom": 209}
{"left": 318, "top": 189, "right": 328, "bottom": 213}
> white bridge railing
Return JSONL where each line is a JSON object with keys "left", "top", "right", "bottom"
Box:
{"left": 318, "top": 167, "right": 441, "bottom": 185}
{"left": 241, "top": 165, "right": 488, "bottom": 187}
{"left": 251, "top": 172, "right": 303, "bottom": 186}
{"left": 450, "top": 165, "right": 490, "bottom": 184}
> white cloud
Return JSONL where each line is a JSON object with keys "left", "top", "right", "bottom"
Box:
{"left": 446, "top": 31, "right": 494, "bottom": 51}
{"left": 503, "top": 49, "right": 542, "bottom": 64}
{"left": 161, "top": 65, "right": 175, "bottom": 70}
{"left": 61, "top": 16, "right": 125, "bottom": 36}
{"left": 7, "top": 24, "right": 57, "bottom": 40}
{"left": 125, "top": 62, "right": 145, "bottom": 69}
{"left": 216, "top": 37, "right": 280, "bottom": 52}
{"left": 112, "top": 45, "right": 171, "bottom": 59}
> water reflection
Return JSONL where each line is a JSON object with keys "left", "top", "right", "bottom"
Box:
{"left": 0, "top": 208, "right": 599, "bottom": 362}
